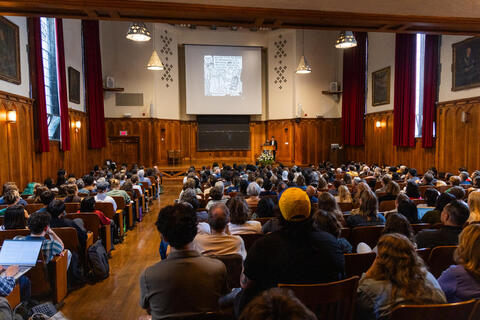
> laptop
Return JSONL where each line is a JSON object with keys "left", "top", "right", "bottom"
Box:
{"left": 0, "top": 240, "right": 43, "bottom": 280}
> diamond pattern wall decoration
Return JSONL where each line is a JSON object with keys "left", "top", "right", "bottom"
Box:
{"left": 159, "top": 30, "right": 174, "bottom": 88}
{"left": 273, "top": 34, "right": 288, "bottom": 90}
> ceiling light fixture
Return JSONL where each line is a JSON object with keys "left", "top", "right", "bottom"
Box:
{"left": 296, "top": 30, "right": 311, "bottom": 74}
{"left": 126, "top": 22, "right": 151, "bottom": 42}
{"left": 335, "top": 31, "right": 357, "bottom": 49}
{"left": 147, "top": 24, "right": 164, "bottom": 71}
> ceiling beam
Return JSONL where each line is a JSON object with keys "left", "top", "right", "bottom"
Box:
{"left": 0, "top": 0, "right": 480, "bottom": 35}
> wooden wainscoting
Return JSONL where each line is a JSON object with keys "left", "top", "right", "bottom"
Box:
{"left": 0, "top": 90, "right": 103, "bottom": 189}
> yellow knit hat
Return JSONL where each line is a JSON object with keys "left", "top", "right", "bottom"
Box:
{"left": 278, "top": 187, "right": 311, "bottom": 222}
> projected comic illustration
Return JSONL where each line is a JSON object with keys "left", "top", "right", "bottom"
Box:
{"left": 204, "top": 55, "right": 242, "bottom": 96}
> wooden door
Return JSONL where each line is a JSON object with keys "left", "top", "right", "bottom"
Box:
{"left": 108, "top": 136, "right": 140, "bottom": 165}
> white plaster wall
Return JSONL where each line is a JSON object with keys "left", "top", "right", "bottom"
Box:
{"left": 438, "top": 35, "right": 480, "bottom": 102}
{"left": 0, "top": 16, "right": 30, "bottom": 98}
{"left": 366, "top": 32, "right": 395, "bottom": 114}
{"left": 294, "top": 30, "right": 341, "bottom": 118}
{"left": 63, "top": 19, "right": 85, "bottom": 112}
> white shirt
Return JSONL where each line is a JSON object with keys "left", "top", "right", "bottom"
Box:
{"left": 228, "top": 221, "right": 262, "bottom": 235}
{"left": 193, "top": 232, "right": 247, "bottom": 260}
{"left": 133, "top": 184, "right": 143, "bottom": 196}
{"left": 95, "top": 193, "right": 117, "bottom": 212}
{"left": 197, "top": 222, "right": 211, "bottom": 235}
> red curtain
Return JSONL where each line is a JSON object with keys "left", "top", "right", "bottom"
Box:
{"left": 393, "top": 34, "right": 417, "bottom": 147}
{"left": 422, "top": 35, "right": 439, "bottom": 148}
{"left": 27, "top": 18, "right": 50, "bottom": 153}
{"left": 82, "top": 20, "right": 106, "bottom": 149}
{"left": 342, "top": 32, "right": 367, "bottom": 146}
{"left": 55, "top": 19, "right": 71, "bottom": 151}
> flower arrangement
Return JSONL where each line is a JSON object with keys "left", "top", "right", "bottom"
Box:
{"left": 258, "top": 152, "right": 275, "bottom": 166}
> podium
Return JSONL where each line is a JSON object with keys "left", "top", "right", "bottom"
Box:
{"left": 262, "top": 145, "right": 275, "bottom": 155}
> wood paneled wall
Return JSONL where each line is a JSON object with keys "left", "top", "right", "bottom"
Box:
{"left": 344, "top": 97, "right": 480, "bottom": 174}
{"left": 0, "top": 91, "right": 103, "bottom": 189}
{"left": 103, "top": 117, "right": 342, "bottom": 167}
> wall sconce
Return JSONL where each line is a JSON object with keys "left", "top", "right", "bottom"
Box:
{"left": 6, "top": 110, "right": 16, "bottom": 123}
{"left": 375, "top": 121, "right": 381, "bottom": 128}
{"left": 72, "top": 120, "right": 81, "bottom": 132}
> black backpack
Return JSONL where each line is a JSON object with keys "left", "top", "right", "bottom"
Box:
{"left": 87, "top": 240, "right": 109, "bottom": 281}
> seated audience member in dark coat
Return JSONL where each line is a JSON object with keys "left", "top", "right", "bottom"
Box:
{"left": 313, "top": 209, "right": 352, "bottom": 253}
{"left": 416, "top": 200, "right": 470, "bottom": 249}
{"left": 235, "top": 187, "right": 345, "bottom": 316}
{"left": 421, "top": 192, "right": 455, "bottom": 224}
{"left": 347, "top": 191, "right": 385, "bottom": 227}
{"left": 48, "top": 199, "right": 87, "bottom": 248}
{"left": 396, "top": 195, "right": 419, "bottom": 224}
{"left": 140, "top": 203, "right": 228, "bottom": 319}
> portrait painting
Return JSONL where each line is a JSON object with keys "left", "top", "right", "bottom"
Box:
{"left": 452, "top": 36, "right": 480, "bottom": 91}
{"left": 0, "top": 16, "right": 21, "bottom": 84}
{"left": 68, "top": 67, "right": 81, "bottom": 104}
{"left": 372, "top": 66, "right": 390, "bottom": 106}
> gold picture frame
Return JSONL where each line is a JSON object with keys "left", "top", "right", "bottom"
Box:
{"left": 372, "top": 66, "right": 390, "bottom": 106}
{"left": 0, "top": 16, "right": 21, "bottom": 84}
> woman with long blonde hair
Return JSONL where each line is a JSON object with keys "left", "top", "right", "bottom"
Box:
{"left": 336, "top": 185, "right": 352, "bottom": 203}
{"left": 467, "top": 191, "right": 480, "bottom": 222}
{"left": 438, "top": 224, "right": 480, "bottom": 302}
{"left": 357, "top": 233, "right": 446, "bottom": 319}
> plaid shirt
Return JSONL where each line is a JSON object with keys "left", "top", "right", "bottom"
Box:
{"left": 0, "top": 276, "right": 15, "bottom": 297}
{"left": 14, "top": 236, "right": 63, "bottom": 264}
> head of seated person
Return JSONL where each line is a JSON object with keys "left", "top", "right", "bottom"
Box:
{"left": 82, "top": 175, "right": 95, "bottom": 188}
{"left": 3, "top": 189, "right": 21, "bottom": 205}
{"left": 180, "top": 189, "right": 199, "bottom": 210}
{"left": 43, "top": 177, "right": 56, "bottom": 190}
{"left": 76, "top": 179, "right": 85, "bottom": 191}
{"left": 449, "top": 175, "right": 461, "bottom": 186}
{"left": 121, "top": 181, "right": 133, "bottom": 192}
{"left": 432, "top": 192, "right": 455, "bottom": 214}
{"left": 4, "top": 205, "right": 26, "bottom": 230}
{"left": 385, "top": 181, "right": 400, "bottom": 196}
{"left": 27, "top": 211, "right": 51, "bottom": 236}
{"left": 227, "top": 197, "right": 250, "bottom": 225}
{"left": 47, "top": 199, "right": 66, "bottom": 219}
{"left": 65, "top": 184, "right": 78, "bottom": 199}
{"left": 447, "top": 186, "right": 465, "bottom": 200}
{"left": 424, "top": 188, "right": 440, "bottom": 207}
{"left": 239, "top": 287, "right": 317, "bottom": 320}
{"left": 255, "top": 197, "right": 275, "bottom": 218}
{"left": 406, "top": 181, "right": 421, "bottom": 199}
{"left": 357, "top": 190, "right": 379, "bottom": 218}
{"left": 454, "top": 224, "right": 480, "bottom": 280}
{"left": 313, "top": 209, "right": 342, "bottom": 239}
{"left": 382, "top": 213, "right": 415, "bottom": 243}
{"left": 247, "top": 182, "right": 261, "bottom": 199}
{"left": 396, "top": 194, "right": 419, "bottom": 224}
{"left": 155, "top": 203, "right": 197, "bottom": 250}
{"left": 96, "top": 181, "right": 109, "bottom": 194}
{"left": 207, "top": 203, "right": 230, "bottom": 234}
{"left": 441, "top": 200, "right": 470, "bottom": 227}
{"left": 80, "top": 196, "right": 96, "bottom": 212}
{"left": 422, "top": 173, "right": 434, "bottom": 185}
{"left": 209, "top": 187, "right": 224, "bottom": 201}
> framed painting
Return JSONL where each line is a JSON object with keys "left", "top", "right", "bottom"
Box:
{"left": 452, "top": 36, "right": 480, "bottom": 91}
{"left": 372, "top": 66, "right": 390, "bottom": 106}
{"left": 68, "top": 67, "right": 80, "bottom": 104}
{"left": 0, "top": 16, "right": 21, "bottom": 84}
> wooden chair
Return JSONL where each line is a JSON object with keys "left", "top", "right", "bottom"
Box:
{"left": 350, "top": 225, "right": 385, "bottom": 249}
{"left": 51, "top": 227, "right": 93, "bottom": 266}
{"left": 278, "top": 276, "right": 359, "bottom": 320}
{"left": 419, "top": 185, "right": 434, "bottom": 198}
{"left": 390, "top": 299, "right": 477, "bottom": 320}
{"left": 427, "top": 245, "right": 457, "bottom": 278}
{"left": 416, "top": 248, "right": 431, "bottom": 263}
{"left": 0, "top": 229, "right": 30, "bottom": 245}
{"left": 436, "top": 185, "right": 451, "bottom": 193}
{"left": 162, "top": 313, "right": 229, "bottom": 320}
{"left": 95, "top": 202, "right": 124, "bottom": 237}
{"left": 411, "top": 223, "right": 433, "bottom": 234}
{"left": 379, "top": 200, "right": 396, "bottom": 212}
{"left": 127, "top": 191, "right": 140, "bottom": 221}
{"left": 238, "top": 233, "right": 263, "bottom": 251}
{"left": 111, "top": 195, "right": 134, "bottom": 230}
{"left": 64, "top": 202, "right": 80, "bottom": 213}
{"left": 254, "top": 217, "right": 272, "bottom": 225}
{"left": 412, "top": 199, "right": 426, "bottom": 205}
{"left": 344, "top": 252, "right": 376, "bottom": 278}
{"left": 6, "top": 283, "right": 20, "bottom": 309}
{"left": 339, "top": 202, "right": 353, "bottom": 212}
{"left": 65, "top": 213, "right": 112, "bottom": 253}
{"left": 340, "top": 228, "right": 351, "bottom": 241}
{"left": 470, "top": 299, "right": 480, "bottom": 320}
{"left": 211, "top": 254, "right": 242, "bottom": 289}
{"left": 25, "top": 203, "right": 45, "bottom": 214}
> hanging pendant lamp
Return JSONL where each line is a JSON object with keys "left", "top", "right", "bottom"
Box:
{"left": 126, "top": 22, "right": 151, "bottom": 42}
{"left": 147, "top": 24, "right": 164, "bottom": 70}
{"left": 335, "top": 31, "right": 357, "bottom": 49}
{"left": 296, "top": 30, "right": 311, "bottom": 74}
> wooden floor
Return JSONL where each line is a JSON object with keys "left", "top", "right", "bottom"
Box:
{"left": 61, "top": 180, "right": 182, "bottom": 320}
